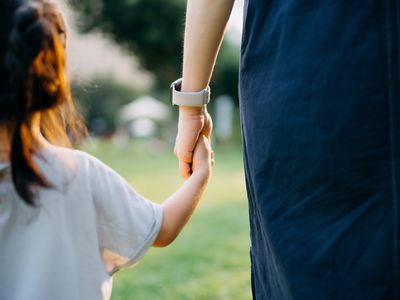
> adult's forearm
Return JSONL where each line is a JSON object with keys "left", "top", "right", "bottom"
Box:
{"left": 182, "top": 0, "right": 235, "bottom": 93}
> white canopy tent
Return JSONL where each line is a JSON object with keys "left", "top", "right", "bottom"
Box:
{"left": 117, "top": 95, "right": 172, "bottom": 138}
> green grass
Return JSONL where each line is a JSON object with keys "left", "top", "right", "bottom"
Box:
{"left": 84, "top": 140, "right": 251, "bottom": 300}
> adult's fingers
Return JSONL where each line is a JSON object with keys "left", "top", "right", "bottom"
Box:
{"left": 174, "top": 130, "right": 197, "bottom": 178}
{"left": 175, "top": 128, "right": 199, "bottom": 178}
{"left": 176, "top": 126, "right": 201, "bottom": 163}
{"left": 202, "top": 114, "right": 213, "bottom": 140}
{"left": 179, "top": 159, "right": 192, "bottom": 179}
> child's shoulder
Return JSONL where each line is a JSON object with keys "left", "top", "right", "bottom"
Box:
{"left": 42, "top": 144, "right": 115, "bottom": 179}
{"left": 43, "top": 144, "right": 100, "bottom": 166}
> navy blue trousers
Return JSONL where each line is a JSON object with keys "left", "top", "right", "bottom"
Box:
{"left": 239, "top": 1, "right": 400, "bottom": 299}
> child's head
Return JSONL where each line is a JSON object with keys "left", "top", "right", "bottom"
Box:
{"left": 0, "top": 0, "right": 84, "bottom": 205}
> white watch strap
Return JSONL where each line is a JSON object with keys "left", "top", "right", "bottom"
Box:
{"left": 171, "top": 78, "right": 210, "bottom": 107}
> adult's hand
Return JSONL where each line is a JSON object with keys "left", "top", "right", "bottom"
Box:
{"left": 174, "top": 106, "right": 212, "bottom": 179}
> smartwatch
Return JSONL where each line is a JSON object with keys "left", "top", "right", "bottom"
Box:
{"left": 170, "top": 78, "right": 211, "bottom": 107}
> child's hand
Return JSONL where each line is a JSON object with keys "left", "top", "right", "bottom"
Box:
{"left": 191, "top": 135, "right": 214, "bottom": 177}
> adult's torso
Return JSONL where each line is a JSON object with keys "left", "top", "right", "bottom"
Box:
{"left": 239, "top": 1, "right": 400, "bottom": 299}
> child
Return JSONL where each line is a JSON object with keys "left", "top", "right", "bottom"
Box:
{"left": 0, "top": 0, "right": 213, "bottom": 299}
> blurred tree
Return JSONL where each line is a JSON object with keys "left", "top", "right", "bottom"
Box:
{"left": 212, "top": 41, "right": 240, "bottom": 103}
{"left": 70, "top": 0, "right": 239, "bottom": 101}
{"left": 72, "top": 76, "right": 140, "bottom": 134}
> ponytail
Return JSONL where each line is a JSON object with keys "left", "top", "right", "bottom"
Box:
{"left": 1, "top": 0, "right": 85, "bottom": 205}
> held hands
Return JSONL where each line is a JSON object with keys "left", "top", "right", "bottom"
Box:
{"left": 174, "top": 106, "right": 213, "bottom": 179}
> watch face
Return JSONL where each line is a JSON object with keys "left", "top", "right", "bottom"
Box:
{"left": 170, "top": 78, "right": 211, "bottom": 106}
{"left": 170, "top": 78, "right": 183, "bottom": 106}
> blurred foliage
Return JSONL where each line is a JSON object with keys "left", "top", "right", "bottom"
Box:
{"left": 212, "top": 42, "right": 240, "bottom": 103}
{"left": 72, "top": 76, "right": 141, "bottom": 134}
{"left": 70, "top": 0, "right": 239, "bottom": 101}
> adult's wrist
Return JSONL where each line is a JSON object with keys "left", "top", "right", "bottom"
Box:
{"left": 179, "top": 105, "right": 206, "bottom": 114}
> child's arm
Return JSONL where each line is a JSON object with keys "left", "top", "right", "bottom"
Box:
{"left": 153, "top": 135, "right": 213, "bottom": 247}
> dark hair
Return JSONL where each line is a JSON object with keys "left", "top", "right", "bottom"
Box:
{"left": 0, "top": 0, "right": 86, "bottom": 205}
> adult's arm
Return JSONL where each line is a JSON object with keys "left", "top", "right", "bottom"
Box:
{"left": 175, "top": 0, "right": 235, "bottom": 179}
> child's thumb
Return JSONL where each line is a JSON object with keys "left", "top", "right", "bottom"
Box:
{"left": 200, "top": 134, "right": 211, "bottom": 150}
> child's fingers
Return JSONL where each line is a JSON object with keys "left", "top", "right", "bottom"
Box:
{"left": 193, "top": 135, "right": 214, "bottom": 168}
{"left": 201, "top": 136, "right": 215, "bottom": 167}
{"left": 201, "top": 134, "right": 212, "bottom": 151}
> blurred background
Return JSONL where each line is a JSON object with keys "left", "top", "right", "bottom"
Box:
{"left": 58, "top": 0, "right": 250, "bottom": 298}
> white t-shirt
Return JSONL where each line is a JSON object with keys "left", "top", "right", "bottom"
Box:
{"left": 0, "top": 145, "right": 163, "bottom": 300}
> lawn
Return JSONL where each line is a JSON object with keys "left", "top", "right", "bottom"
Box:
{"left": 84, "top": 140, "right": 252, "bottom": 300}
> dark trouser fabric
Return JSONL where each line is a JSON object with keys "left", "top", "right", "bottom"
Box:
{"left": 239, "top": 1, "right": 400, "bottom": 299}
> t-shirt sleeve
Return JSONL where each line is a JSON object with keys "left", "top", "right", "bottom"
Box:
{"left": 86, "top": 154, "right": 163, "bottom": 275}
